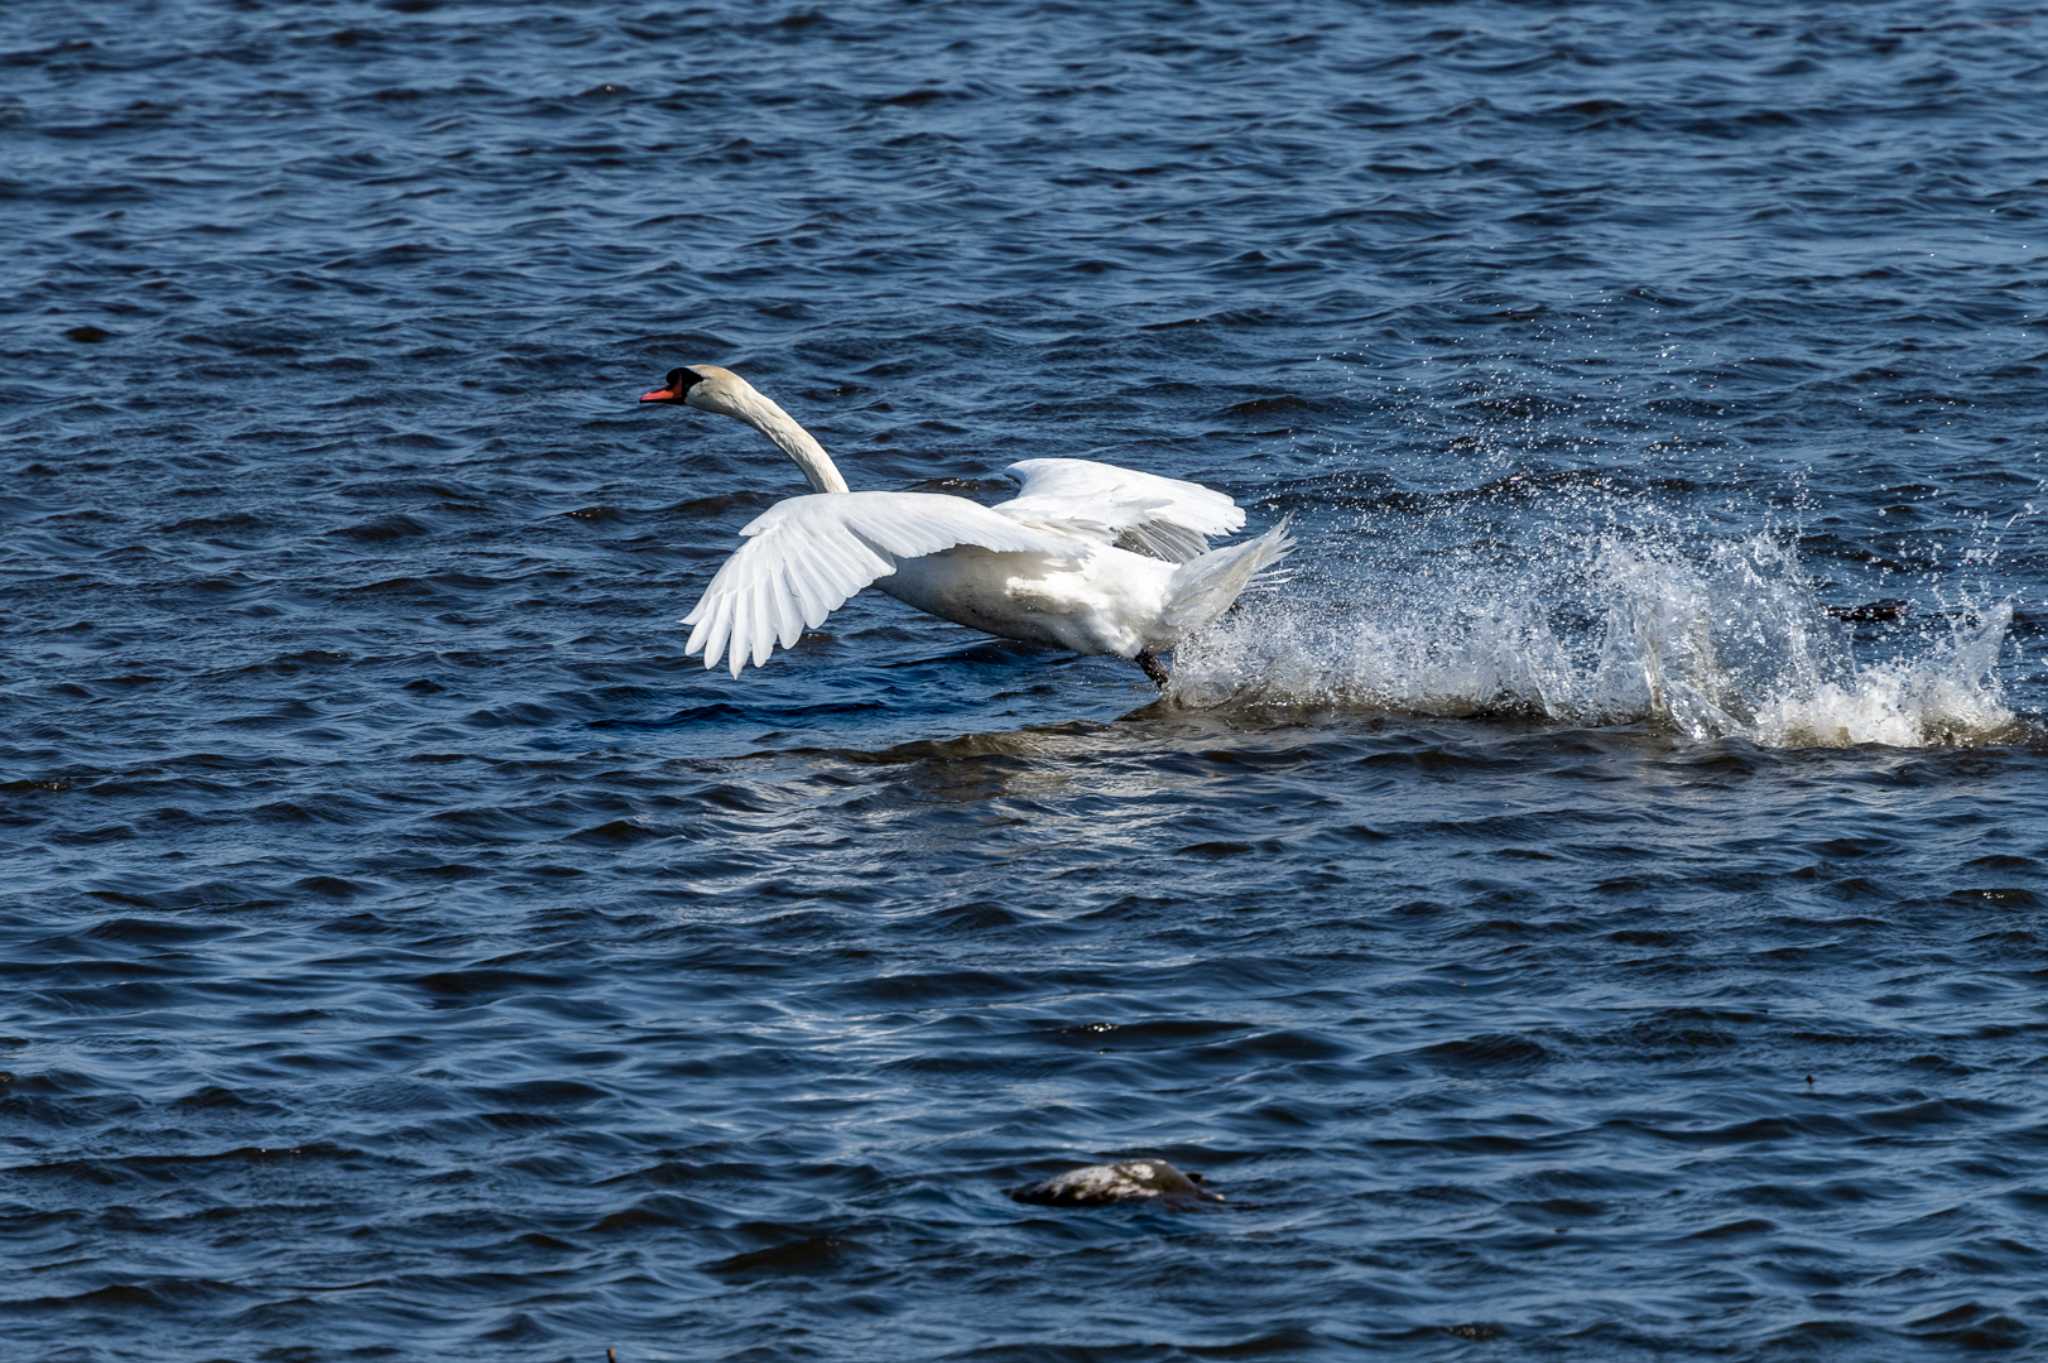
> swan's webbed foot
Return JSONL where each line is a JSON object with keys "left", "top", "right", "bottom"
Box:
{"left": 1136, "top": 649, "right": 1169, "bottom": 689}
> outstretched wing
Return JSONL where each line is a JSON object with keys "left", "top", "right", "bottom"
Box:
{"left": 683, "top": 491, "right": 1078, "bottom": 676}
{"left": 992, "top": 458, "right": 1245, "bottom": 563}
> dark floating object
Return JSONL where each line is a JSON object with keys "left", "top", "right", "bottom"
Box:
{"left": 65, "top": 324, "right": 114, "bottom": 343}
{"left": 1010, "top": 1159, "right": 1224, "bottom": 1208}
{"left": 1823, "top": 599, "right": 1909, "bottom": 623}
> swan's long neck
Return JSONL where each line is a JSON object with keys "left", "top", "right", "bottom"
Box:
{"left": 732, "top": 387, "right": 850, "bottom": 495}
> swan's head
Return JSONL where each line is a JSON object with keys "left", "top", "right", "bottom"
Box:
{"left": 639, "top": 362, "right": 850, "bottom": 494}
{"left": 640, "top": 364, "right": 754, "bottom": 418}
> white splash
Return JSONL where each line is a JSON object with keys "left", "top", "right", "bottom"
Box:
{"left": 1171, "top": 530, "right": 2021, "bottom": 749}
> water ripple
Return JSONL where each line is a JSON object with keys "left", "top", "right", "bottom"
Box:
{"left": 2, "top": 0, "right": 2046, "bottom": 1359}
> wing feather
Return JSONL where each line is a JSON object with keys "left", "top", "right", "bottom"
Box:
{"left": 682, "top": 491, "right": 1080, "bottom": 677}
{"left": 772, "top": 556, "right": 808, "bottom": 642}
{"left": 993, "top": 457, "right": 1244, "bottom": 563}
{"left": 784, "top": 551, "right": 831, "bottom": 629}
{"left": 748, "top": 574, "right": 777, "bottom": 668}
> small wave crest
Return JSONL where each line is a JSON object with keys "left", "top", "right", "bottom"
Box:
{"left": 1173, "top": 532, "right": 2021, "bottom": 749}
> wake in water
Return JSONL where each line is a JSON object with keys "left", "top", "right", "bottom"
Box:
{"left": 1172, "top": 529, "right": 2022, "bottom": 749}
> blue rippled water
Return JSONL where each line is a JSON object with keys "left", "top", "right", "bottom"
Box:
{"left": 4, "top": 2, "right": 2047, "bottom": 1359}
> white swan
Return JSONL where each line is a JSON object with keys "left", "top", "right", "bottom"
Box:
{"left": 641, "top": 365, "right": 1292, "bottom": 687}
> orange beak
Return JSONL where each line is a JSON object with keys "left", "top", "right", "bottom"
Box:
{"left": 640, "top": 387, "right": 679, "bottom": 403}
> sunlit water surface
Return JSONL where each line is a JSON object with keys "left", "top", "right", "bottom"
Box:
{"left": 3, "top": 2, "right": 2046, "bottom": 1359}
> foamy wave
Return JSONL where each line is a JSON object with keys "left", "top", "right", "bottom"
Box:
{"left": 1171, "top": 533, "right": 2020, "bottom": 749}
{"left": 1745, "top": 613, "right": 2016, "bottom": 747}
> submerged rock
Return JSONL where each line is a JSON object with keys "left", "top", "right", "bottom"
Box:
{"left": 1010, "top": 1159, "right": 1223, "bottom": 1208}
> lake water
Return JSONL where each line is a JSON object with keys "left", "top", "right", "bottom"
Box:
{"left": 4, "top": 2, "right": 2046, "bottom": 1358}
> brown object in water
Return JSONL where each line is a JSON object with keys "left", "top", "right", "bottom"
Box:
{"left": 1011, "top": 1158, "right": 1224, "bottom": 1208}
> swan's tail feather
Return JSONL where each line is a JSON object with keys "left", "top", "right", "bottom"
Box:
{"left": 1160, "top": 517, "right": 1293, "bottom": 639}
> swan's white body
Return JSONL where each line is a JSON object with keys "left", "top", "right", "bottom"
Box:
{"left": 644, "top": 366, "right": 1290, "bottom": 681}
{"left": 878, "top": 542, "right": 1174, "bottom": 656}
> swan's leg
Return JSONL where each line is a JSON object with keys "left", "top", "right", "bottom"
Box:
{"left": 1136, "top": 649, "right": 1169, "bottom": 689}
